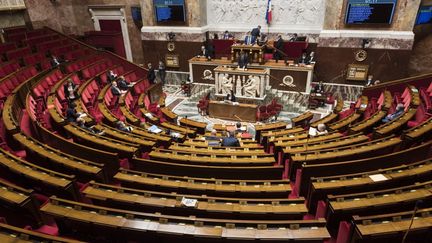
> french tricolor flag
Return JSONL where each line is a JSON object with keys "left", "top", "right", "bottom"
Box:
{"left": 266, "top": 0, "right": 272, "bottom": 25}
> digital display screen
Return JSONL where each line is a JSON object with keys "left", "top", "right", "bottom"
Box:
{"left": 345, "top": 0, "right": 397, "bottom": 24}
{"left": 154, "top": 0, "right": 185, "bottom": 23}
{"left": 416, "top": 5, "right": 432, "bottom": 25}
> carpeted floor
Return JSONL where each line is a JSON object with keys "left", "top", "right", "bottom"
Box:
{"left": 164, "top": 85, "right": 333, "bottom": 137}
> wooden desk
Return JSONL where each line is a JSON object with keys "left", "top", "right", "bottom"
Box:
{"left": 0, "top": 147, "right": 79, "bottom": 200}
{"left": 208, "top": 101, "right": 257, "bottom": 122}
{"left": 83, "top": 181, "right": 307, "bottom": 220}
{"left": 352, "top": 208, "right": 432, "bottom": 242}
{"left": 161, "top": 107, "right": 178, "bottom": 123}
{"left": 42, "top": 196, "right": 330, "bottom": 242}
{"left": 179, "top": 118, "right": 207, "bottom": 134}
{"left": 291, "top": 111, "right": 313, "bottom": 127}
{"left": 0, "top": 222, "right": 84, "bottom": 243}
{"left": 254, "top": 121, "right": 288, "bottom": 142}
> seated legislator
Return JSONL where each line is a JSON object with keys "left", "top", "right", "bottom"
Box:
{"left": 382, "top": 103, "right": 405, "bottom": 123}
{"left": 221, "top": 131, "right": 240, "bottom": 147}
{"left": 50, "top": 55, "right": 63, "bottom": 68}
{"left": 244, "top": 31, "right": 253, "bottom": 45}
{"left": 63, "top": 78, "right": 78, "bottom": 102}
{"left": 298, "top": 52, "right": 308, "bottom": 64}
{"left": 222, "top": 30, "right": 233, "bottom": 40}
{"left": 205, "top": 129, "right": 221, "bottom": 146}
{"left": 316, "top": 123, "right": 328, "bottom": 135}
{"left": 65, "top": 102, "right": 80, "bottom": 123}
{"left": 76, "top": 117, "right": 104, "bottom": 135}
{"left": 116, "top": 121, "right": 133, "bottom": 133}
{"left": 197, "top": 45, "right": 211, "bottom": 59}
{"left": 313, "top": 81, "right": 325, "bottom": 93}
{"left": 238, "top": 50, "right": 248, "bottom": 69}
{"left": 306, "top": 51, "right": 316, "bottom": 64}
{"left": 111, "top": 81, "right": 127, "bottom": 96}
{"left": 107, "top": 70, "right": 118, "bottom": 82}
{"left": 117, "top": 76, "right": 135, "bottom": 91}
{"left": 289, "top": 33, "right": 299, "bottom": 42}
{"left": 309, "top": 123, "right": 328, "bottom": 137}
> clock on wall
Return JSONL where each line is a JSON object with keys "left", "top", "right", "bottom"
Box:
{"left": 167, "top": 42, "right": 175, "bottom": 52}
{"left": 354, "top": 49, "right": 368, "bottom": 62}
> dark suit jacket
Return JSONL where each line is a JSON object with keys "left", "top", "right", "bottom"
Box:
{"left": 221, "top": 137, "right": 240, "bottom": 147}
{"left": 147, "top": 68, "right": 156, "bottom": 84}
{"left": 107, "top": 73, "right": 116, "bottom": 82}
{"left": 66, "top": 108, "right": 79, "bottom": 123}
{"left": 298, "top": 56, "right": 307, "bottom": 64}
{"left": 51, "top": 58, "right": 61, "bottom": 68}
{"left": 117, "top": 79, "right": 129, "bottom": 91}
{"left": 111, "top": 85, "right": 122, "bottom": 96}
{"left": 63, "top": 83, "right": 78, "bottom": 100}
{"left": 251, "top": 28, "right": 260, "bottom": 44}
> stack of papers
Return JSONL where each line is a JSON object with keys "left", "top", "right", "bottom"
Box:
{"left": 148, "top": 125, "right": 162, "bottom": 134}
{"left": 369, "top": 174, "right": 388, "bottom": 182}
{"left": 144, "top": 113, "right": 154, "bottom": 119}
{"left": 181, "top": 197, "right": 198, "bottom": 207}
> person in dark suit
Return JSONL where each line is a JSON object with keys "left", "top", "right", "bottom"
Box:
{"left": 65, "top": 102, "right": 80, "bottom": 123}
{"left": 50, "top": 55, "right": 62, "bottom": 68}
{"left": 289, "top": 33, "right": 298, "bottom": 42}
{"left": 251, "top": 25, "right": 261, "bottom": 44}
{"left": 63, "top": 78, "right": 78, "bottom": 102}
{"left": 147, "top": 63, "right": 156, "bottom": 84}
{"left": 107, "top": 70, "right": 117, "bottom": 82}
{"left": 238, "top": 50, "right": 248, "bottom": 69}
{"left": 298, "top": 52, "right": 308, "bottom": 64}
{"left": 197, "top": 45, "right": 210, "bottom": 59}
{"left": 274, "top": 34, "right": 284, "bottom": 61}
{"left": 222, "top": 30, "right": 232, "bottom": 40}
{"left": 382, "top": 103, "right": 405, "bottom": 123}
{"left": 117, "top": 76, "right": 135, "bottom": 91}
{"left": 244, "top": 31, "right": 253, "bottom": 45}
{"left": 306, "top": 51, "right": 315, "bottom": 64}
{"left": 221, "top": 131, "right": 240, "bottom": 147}
{"left": 158, "top": 60, "right": 166, "bottom": 85}
{"left": 111, "top": 81, "right": 126, "bottom": 96}
{"left": 313, "top": 81, "right": 324, "bottom": 93}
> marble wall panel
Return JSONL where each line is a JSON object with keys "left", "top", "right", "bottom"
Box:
{"left": 0, "top": 11, "right": 26, "bottom": 29}
{"left": 207, "top": 0, "right": 325, "bottom": 31}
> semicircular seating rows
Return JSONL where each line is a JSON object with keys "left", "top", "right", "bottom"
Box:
{"left": 0, "top": 25, "right": 431, "bottom": 243}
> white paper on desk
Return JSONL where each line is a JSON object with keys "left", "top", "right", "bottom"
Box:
{"left": 148, "top": 125, "right": 162, "bottom": 134}
{"left": 369, "top": 174, "right": 388, "bottom": 182}
{"left": 308, "top": 127, "right": 317, "bottom": 137}
{"left": 232, "top": 102, "right": 239, "bottom": 105}
{"left": 170, "top": 132, "right": 180, "bottom": 138}
{"left": 144, "top": 113, "right": 154, "bottom": 119}
{"left": 181, "top": 197, "right": 198, "bottom": 207}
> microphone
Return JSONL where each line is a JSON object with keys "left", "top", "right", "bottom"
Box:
{"left": 401, "top": 200, "right": 423, "bottom": 243}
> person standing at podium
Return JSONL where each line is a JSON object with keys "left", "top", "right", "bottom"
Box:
{"left": 251, "top": 25, "right": 261, "bottom": 44}
{"left": 238, "top": 50, "right": 248, "bottom": 69}
{"left": 244, "top": 31, "right": 253, "bottom": 45}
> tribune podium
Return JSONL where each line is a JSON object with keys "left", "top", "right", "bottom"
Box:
{"left": 214, "top": 66, "right": 268, "bottom": 102}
